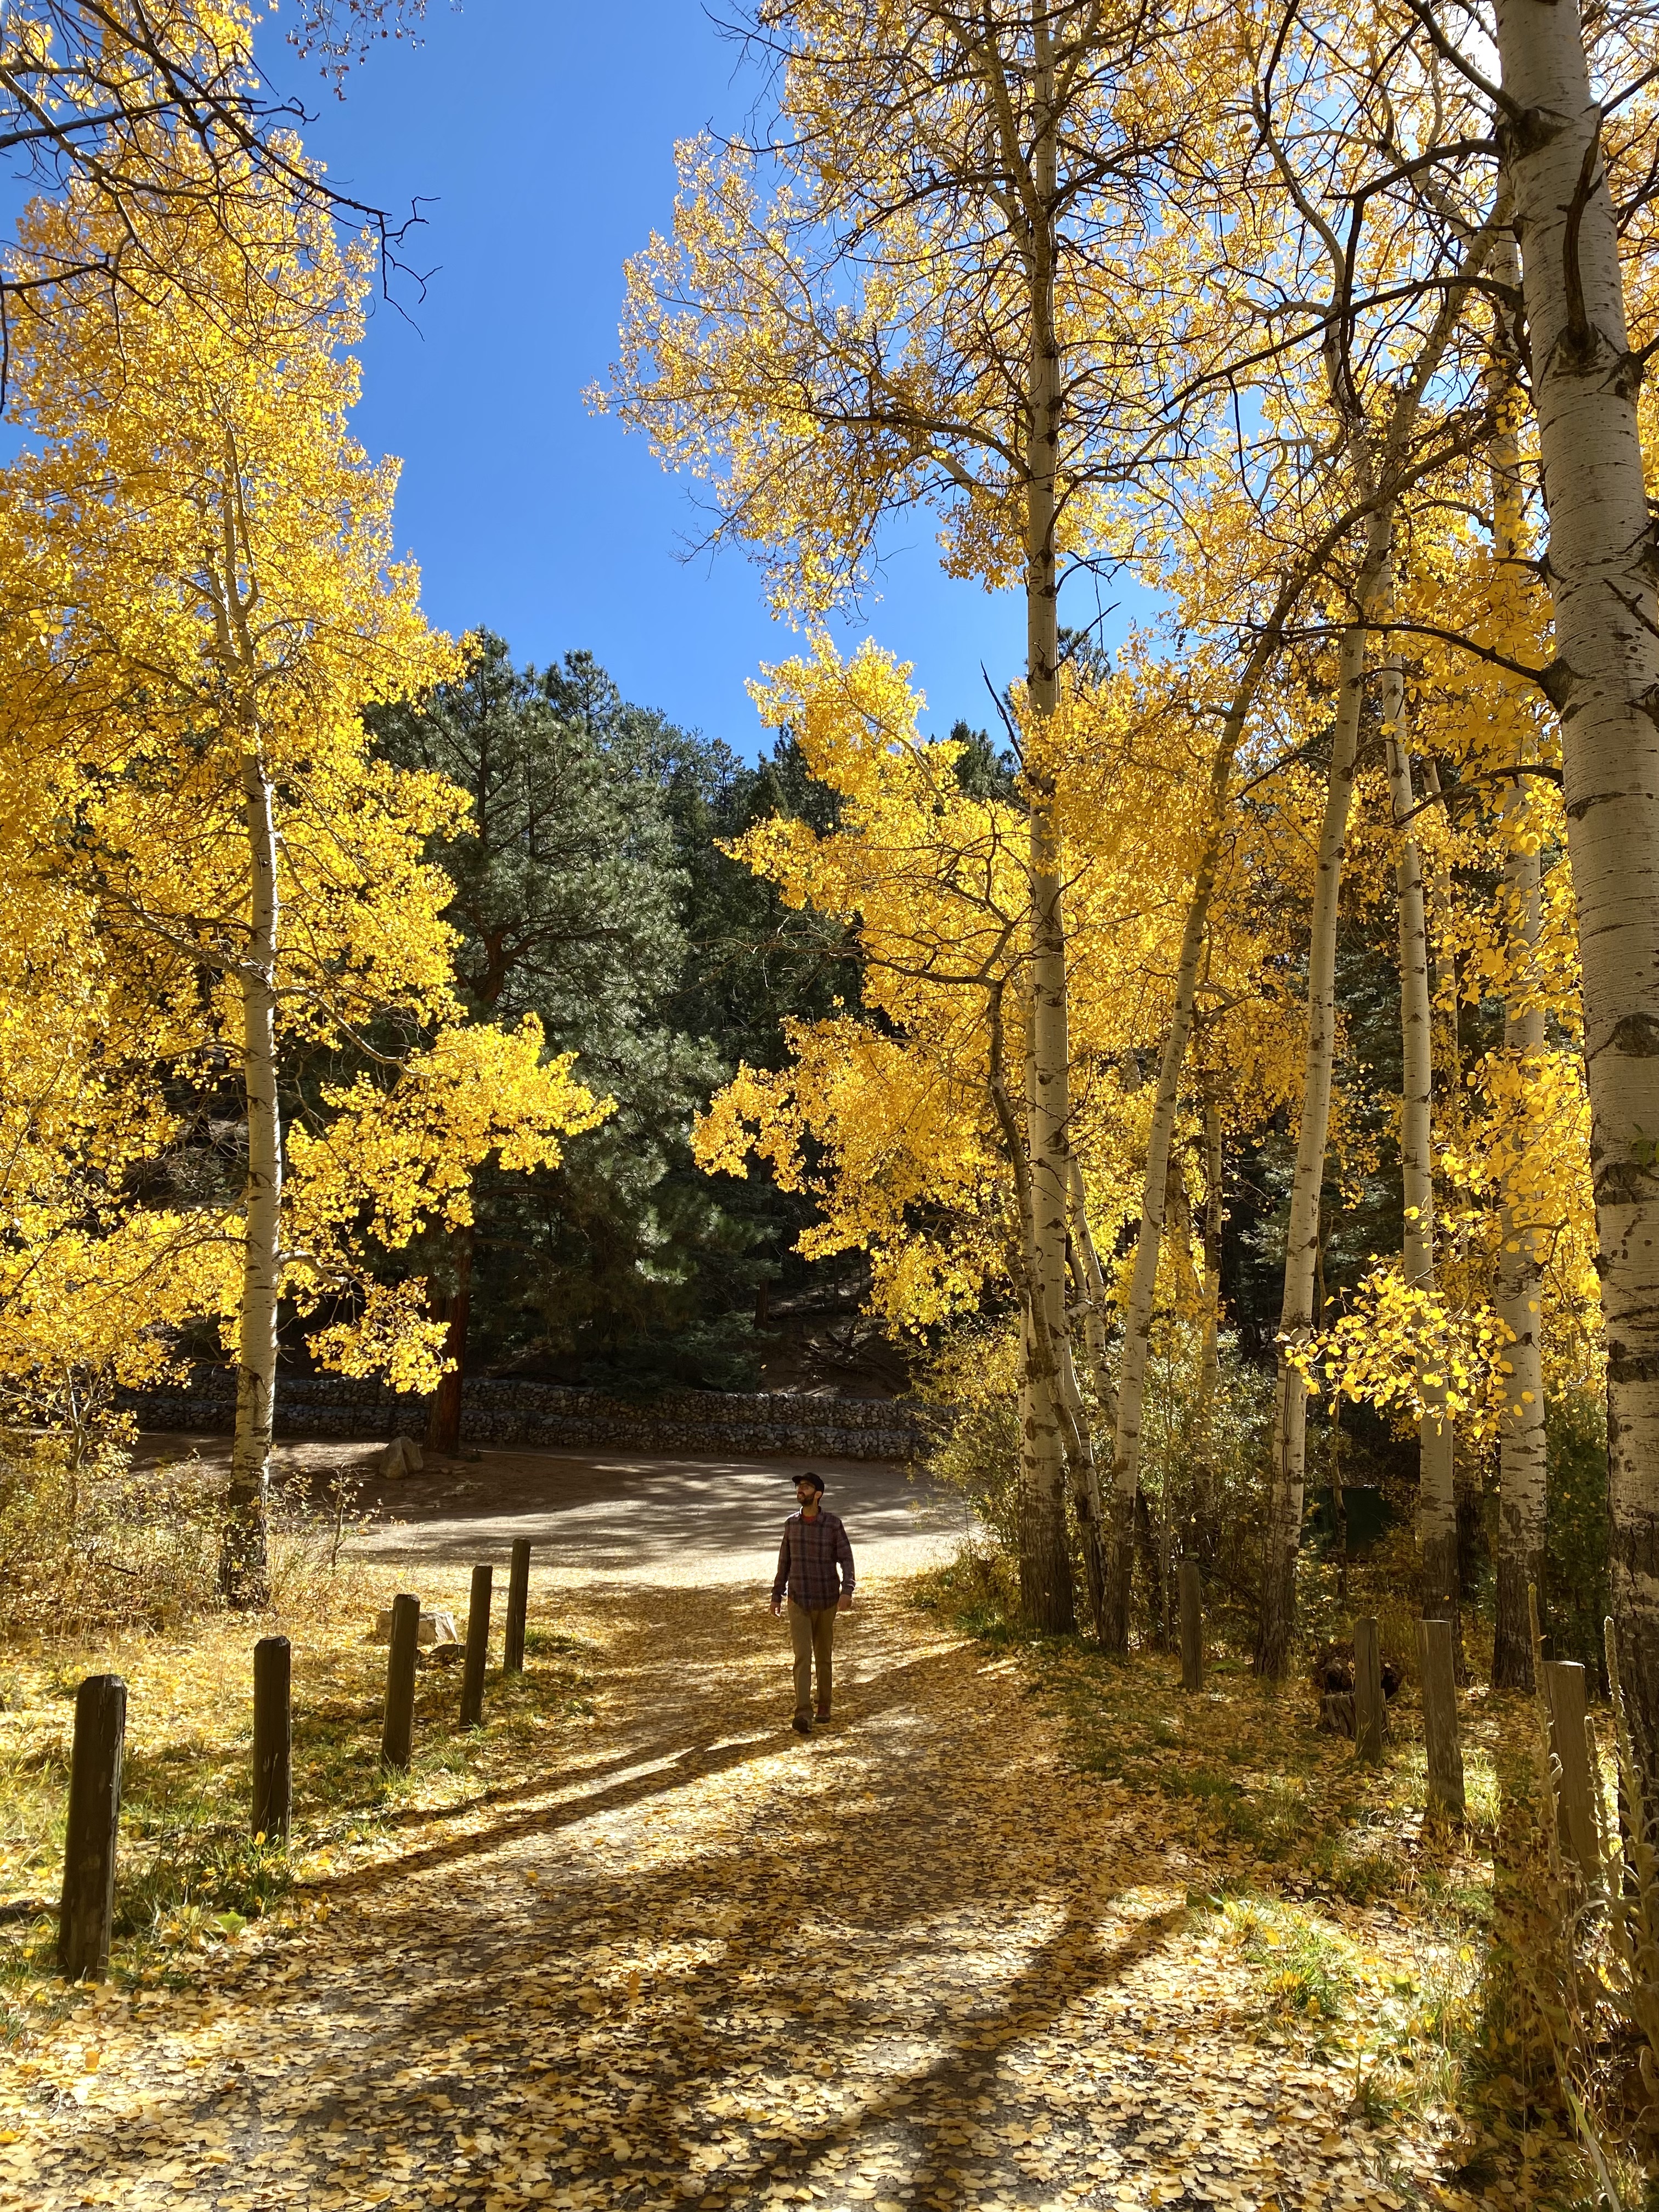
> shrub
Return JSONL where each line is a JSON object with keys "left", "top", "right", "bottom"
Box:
{"left": 1132, "top": 1325, "right": 1273, "bottom": 1645}
{"left": 0, "top": 1434, "right": 369, "bottom": 1639}
{"left": 913, "top": 1321, "right": 1022, "bottom": 1557}
{"left": 0, "top": 1431, "right": 221, "bottom": 1637}
{"left": 916, "top": 1314, "right": 1273, "bottom": 1647}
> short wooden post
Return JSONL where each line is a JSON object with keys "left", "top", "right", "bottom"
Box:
{"left": 1416, "top": 1617, "right": 1465, "bottom": 1818}
{"left": 1544, "top": 1659, "right": 1600, "bottom": 1884}
{"left": 1355, "top": 1616, "right": 1386, "bottom": 1764}
{"left": 504, "top": 1539, "right": 531, "bottom": 1675}
{"left": 58, "top": 1675, "right": 126, "bottom": 1982}
{"left": 380, "top": 1592, "right": 421, "bottom": 1772}
{"left": 1178, "top": 1559, "right": 1203, "bottom": 1692}
{"left": 460, "top": 1562, "right": 493, "bottom": 1729}
{"left": 252, "top": 1635, "right": 292, "bottom": 1844}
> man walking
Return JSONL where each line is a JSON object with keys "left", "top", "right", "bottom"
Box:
{"left": 770, "top": 1470, "right": 855, "bottom": 1735}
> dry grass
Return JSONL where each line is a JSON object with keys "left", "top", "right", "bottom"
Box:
{"left": 0, "top": 1548, "right": 608, "bottom": 2056}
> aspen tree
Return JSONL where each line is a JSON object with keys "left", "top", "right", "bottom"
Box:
{"left": 1097, "top": 0, "right": 1516, "bottom": 1651}
{"left": 7, "top": 143, "right": 605, "bottom": 1598}
{"left": 1233, "top": 28, "right": 1507, "bottom": 1675}
{"left": 1096, "top": 490, "right": 1430, "bottom": 1646}
{"left": 0, "top": 698, "right": 227, "bottom": 1441}
{"left": 1199, "top": 1081, "right": 1225, "bottom": 1421}
{"left": 1189, "top": 1076, "right": 1226, "bottom": 1550}
{"left": 1479, "top": 0, "right": 1659, "bottom": 1785}
{"left": 603, "top": 0, "right": 1208, "bottom": 1633}
{"left": 0, "top": 2, "right": 425, "bottom": 360}
{"left": 1491, "top": 786, "right": 1550, "bottom": 1690}
{"left": 1381, "top": 657, "right": 1459, "bottom": 1642}
{"left": 1485, "top": 235, "right": 1550, "bottom": 1690}
{"left": 1102, "top": 616, "right": 1295, "bottom": 1647}
{"left": 1291, "top": 456, "right": 1596, "bottom": 1647}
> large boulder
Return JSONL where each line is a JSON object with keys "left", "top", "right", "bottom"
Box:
{"left": 377, "top": 1435, "right": 424, "bottom": 1479}
{"left": 370, "top": 1606, "right": 458, "bottom": 1648}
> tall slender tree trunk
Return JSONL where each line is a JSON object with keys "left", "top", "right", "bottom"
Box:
{"left": 1321, "top": 1202, "right": 1350, "bottom": 1600}
{"left": 426, "top": 1221, "right": 476, "bottom": 1457}
{"left": 988, "top": 977, "right": 1074, "bottom": 1630}
{"left": 1068, "top": 1155, "right": 1116, "bottom": 1425}
{"left": 1495, "top": 0, "right": 1659, "bottom": 1795}
{"left": 1381, "top": 661, "right": 1459, "bottom": 1642}
{"left": 1192, "top": 1085, "right": 1224, "bottom": 1549}
{"left": 1256, "top": 526, "right": 1382, "bottom": 1678}
{"left": 1013, "top": 19, "right": 1079, "bottom": 1634}
{"left": 1200, "top": 1085, "right": 1224, "bottom": 1412}
{"left": 1103, "top": 617, "right": 1303, "bottom": 1649}
{"left": 1103, "top": 842, "right": 1214, "bottom": 1648}
{"left": 1485, "top": 230, "right": 1549, "bottom": 1690}
{"left": 222, "top": 741, "right": 280, "bottom": 1607}
{"left": 1492, "top": 816, "right": 1549, "bottom": 1688}
{"left": 1024, "top": 834, "right": 1082, "bottom": 1633}
{"left": 1054, "top": 1325, "right": 1107, "bottom": 1636}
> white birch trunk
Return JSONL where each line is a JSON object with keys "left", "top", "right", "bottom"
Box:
{"left": 1012, "top": 16, "right": 1083, "bottom": 1634}
{"left": 1104, "top": 851, "right": 1212, "bottom": 1647}
{"left": 1068, "top": 1155, "right": 1116, "bottom": 1428}
{"left": 1493, "top": 793, "right": 1549, "bottom": 1689}
{"left": 1494, "top": 0, "right": 1659, "bottom": 1788}
{"left": 1020, "top": 851, "right": 1075, "bottom": 1631}
{"left": 222, "top": 740, "right": 280, "bottom": 1605}
{"left": 1485, "top": 229, "right": 1549, "bottom": 1690}
{"left": 1029, "top": 839, "right": 1102, "bottom": 1632}
{"left": 1381, "top": 661, "right": 1459, "bottom": 1639}
{"left": 1256, "top": 533, "right": 1379, "bottom": 1678}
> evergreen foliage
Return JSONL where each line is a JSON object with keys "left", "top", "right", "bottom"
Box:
{"left": 369, "top": 638, "right": 857, "bottom": 1391}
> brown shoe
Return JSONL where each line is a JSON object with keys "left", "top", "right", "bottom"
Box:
{"left": 815, "top": 1708, "right": 831, "bottom": 1723}
{"left": 791, "top": 1713, "right": 812, "bottom": 1736}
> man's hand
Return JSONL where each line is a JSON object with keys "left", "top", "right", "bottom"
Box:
{"left": 771, "top": 1598, "right": 782, "bottom": 1618}
{"left": 838, "top": 1593, "right": 853, "bottom": 1612}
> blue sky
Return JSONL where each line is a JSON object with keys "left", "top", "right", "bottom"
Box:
{"left": 281, "top": 2, "right": 1126, "bottom": 756}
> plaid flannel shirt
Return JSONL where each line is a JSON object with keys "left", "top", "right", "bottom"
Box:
{"left": 772, "top": 1508, "right": 855, "bottom": 1610}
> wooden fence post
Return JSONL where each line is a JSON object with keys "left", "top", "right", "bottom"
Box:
{"left": 460, "top": 1562, "right": 493, "bottom": 1729}
{"left": 252, "top": 1635, "right": 292, "bottom": 1844}
{"left": 504, "top": 1539, "right": 531, "bottom": 1676}
{"left": 1355, "top": 1617, "right": 1386, "bottom": 1764}
{"left": 1544, "top": 1659, "right": 1600, "bottom": 1885}
{"left": 380, "top": 1592, "right": 421, "bottom": 1772}
{"left": 59, "top": 1674, "right": 126, "bottom": 1982}
{"left": 1178, "top": 1560, "right": 1203, "bottom": 1692}
{"left": 1416, "top": 1617, "right": 1465, "bottom": 1818}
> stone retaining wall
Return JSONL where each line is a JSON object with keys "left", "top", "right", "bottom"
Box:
{"left": 121, "top": 1372, "right": 929, "bottom": 1463}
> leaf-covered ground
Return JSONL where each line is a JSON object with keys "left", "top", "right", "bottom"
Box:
{"left": 0, "top": 1559, "right": 1566, "bottom": 2212}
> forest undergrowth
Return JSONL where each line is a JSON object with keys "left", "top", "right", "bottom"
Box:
{"left": 913, "top": 1550, "right": 1588, "bottom": 2208}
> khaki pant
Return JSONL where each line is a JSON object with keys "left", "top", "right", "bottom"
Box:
{"left": 788, "top": 1600, "right": 838, "bottom": 1717}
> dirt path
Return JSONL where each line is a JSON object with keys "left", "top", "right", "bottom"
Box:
{"left": 5, "top": 1554, "right": 1481, "bottom": 2212}
{"left": 132, "top": 1435, "right": 973, "bottom": 1582}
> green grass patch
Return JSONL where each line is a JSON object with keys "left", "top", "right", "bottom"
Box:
{"left": 1222, "top": 1894, "right": 1357, "bottom": 2022}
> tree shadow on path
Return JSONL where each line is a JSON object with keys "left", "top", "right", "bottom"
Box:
{"left": 12, "top": 1576, "right": 1409, "bottom": 2212}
